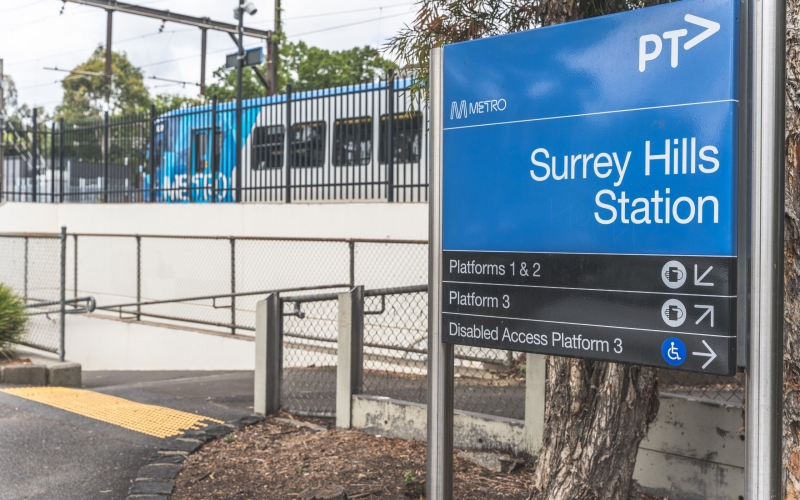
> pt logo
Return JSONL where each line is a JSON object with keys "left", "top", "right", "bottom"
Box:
{"left": 638, "top": 14, "right": 720, "bottom": 72}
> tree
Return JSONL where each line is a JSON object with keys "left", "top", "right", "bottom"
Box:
{"left": 55, "top": 46, "right": 150, "bottom": 121}
{"left": 387, "top": 2, "right": 665, "bottom": 499}
{"left": 152, "top": 94, "right": 203, "bottom": 115}
{"left": 784, "top": 0, "right": 800, "bottom": 494}
{"left": 205, "top": 39, "right": 396, "bottom": 100}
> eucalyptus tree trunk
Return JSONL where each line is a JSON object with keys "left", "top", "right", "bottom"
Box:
{"left": 526, "top": 3, "right": 661, "bottom": 499}
{"left": 783, "top": 0, "right": 800, "bottom": 495}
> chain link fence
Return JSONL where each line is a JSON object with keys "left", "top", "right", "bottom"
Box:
{"left": 282, "top": 298, "right": 342, "bottom": 417}
{"left": 7, "top": 231, "right": 744, "bottom": 417}
{"left": 0, "top": 233, "right": 66, "bottom": 354}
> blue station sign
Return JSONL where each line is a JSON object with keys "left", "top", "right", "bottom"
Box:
{"left": 440, "top": 0, "right": 740, "bottom": 374}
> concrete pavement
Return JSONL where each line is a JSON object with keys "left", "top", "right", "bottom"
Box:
{"left": 0, "top": 370, "right": 254, "bottom": 500}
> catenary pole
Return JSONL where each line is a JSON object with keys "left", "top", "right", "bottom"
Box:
{"left": 235, "top": 2, "right": 244, "bottom": 202}
{"left": 745, "top": 0, "right": 786, "bottom": 494}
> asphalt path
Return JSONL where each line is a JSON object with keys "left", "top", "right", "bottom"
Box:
{"left": 0, "top": 370, "right": 254, "bottom": 500}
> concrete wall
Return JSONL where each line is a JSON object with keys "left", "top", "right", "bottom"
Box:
{"left": 0, "top": 201, "right": 428, "bottom": 240}
{"left": 351, "top": 393, "right": 744, "bottom": 500}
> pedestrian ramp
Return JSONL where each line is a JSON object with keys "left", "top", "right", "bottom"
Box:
{"left": 0, "top": 386, "right": 222, "bottom": 438}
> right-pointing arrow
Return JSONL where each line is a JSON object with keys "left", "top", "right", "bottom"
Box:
{"left": 683, "top": 14, "right": 720, "bottom": 50}
{"left": 692, "top": 340, "right": 717, "bottom": 369}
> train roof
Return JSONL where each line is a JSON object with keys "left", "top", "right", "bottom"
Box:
{"left": 158, "top": 77, "right": 415, "bottom": 120}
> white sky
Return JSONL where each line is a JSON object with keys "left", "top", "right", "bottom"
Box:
{"left": 0, "top": 0, "right": 418, "bottom": 113}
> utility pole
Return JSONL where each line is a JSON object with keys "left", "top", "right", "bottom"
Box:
{"left": 200, "top": 28, "right": 208, "bottom": 96}
{"left": 105, "top": 10, "right": 114, "bottom": 85}
{"left": 236, "top": 4, "right": 244, "bottom": 202}
{"left": 270, "top": 0, "right": 280, "bottom": 96}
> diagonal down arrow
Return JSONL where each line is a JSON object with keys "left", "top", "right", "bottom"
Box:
{"left": 684, "top": 14, "right": 720, "bottom": 50}
{"left": 692, "top": 340, "right": 717, "bottom": 369}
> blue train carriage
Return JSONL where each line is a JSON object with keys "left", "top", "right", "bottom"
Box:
{"left": 149, "top": 77, "right": 428, "bottom": 203}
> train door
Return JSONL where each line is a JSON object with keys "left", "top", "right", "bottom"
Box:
{"left": 191, "top": 128, "right": 221, "bottom": 202}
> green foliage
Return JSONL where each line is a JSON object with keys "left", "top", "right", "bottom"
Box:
{"left": 404, "top": 470, "right": 417, "bottom": 485}
{"left": 55, "top": 46, "right": 151, "bottom": 122}
{"left": 0, "top": 284, "right": 27, "bottom": 358}
{"left": 385, "top": 0, "right": 672, "bottom": 101}
{"left": 205, "top": 39, "right": 396, "bottom": 101}
{"left": 152, "top": 94, "right": 203, "bottom": 115}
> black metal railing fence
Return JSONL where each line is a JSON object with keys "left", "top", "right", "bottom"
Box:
{"left": 1, "top": 73, "right": 427, "bottom": 204}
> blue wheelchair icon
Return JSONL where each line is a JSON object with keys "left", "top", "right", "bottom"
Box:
{"left": 661, "top": 338, "right": 686, "bottom": 366}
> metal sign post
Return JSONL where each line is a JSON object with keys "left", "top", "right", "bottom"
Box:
{"left": 745, "top": 0, "right": 785, "bottom": 494}
{"left": 427, "top": 46, "right": 454, "bottom": 500}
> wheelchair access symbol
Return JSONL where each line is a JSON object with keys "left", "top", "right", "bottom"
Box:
{"left": 661, "top": 337, "right": 686, "bottom": 366}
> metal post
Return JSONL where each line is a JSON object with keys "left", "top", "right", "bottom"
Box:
{"left": 136, "top": 235, "right": 141, "bottom": 321}
{"left": 746, "top": 0, "right": 785, "bottom": 493}
{"left": 23, "top": 236, "right": 28, "bottom": 301}
{"left": 235, "top": 2, "right": 244, "bottom": 203}
{"left": 50, "top": 122, "right": 56, "bottom": 202}
{"left": 348, "top": 240, "right": 355, "bottom": 287}
{"left": 284, "top": 84, "right": 292, "bottom": 203}
{"left": 336, "top": 286, "right": 364, "bottom": 429}
{"left": 73, "top": 234, "right": 78, "bottom": 303}
{"left": 254, "top": 293, "right": 283, "bottom": 414}
{"left": 230, "top": 237, "right": 236, "bottom": 335}
{"left": 387, "top": 68, "right": 395, "bottom": 202}
{"left": 59, "top": 226, "right": 67, "bottom": 361}
{"left": 200, "top": 28, "right": 208, "bottom": 96}
{"left": 32, "top": 108, "right": 37, "bottom": 202}
{"left": 103, "top": 111, "right": 109, "bottom": 203}
{"left": 1, "top": 58, "right": 4, "bottom": 202}
{"left": 59, "top": 118, "right": 65, "bottom": 202}
{"left": 426, "top": 47, "right": 453, "bottom": 500}
{"left": 211, "top": 95, "right": 218, "bottom": 202}
{"left": 149, "top": 104, "right": 156, "bottom": 203}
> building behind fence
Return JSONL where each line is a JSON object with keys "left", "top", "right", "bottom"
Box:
{"left": 0, "top": 74, "right": 428, "bottom": 204}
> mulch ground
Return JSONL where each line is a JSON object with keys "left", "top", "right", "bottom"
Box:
{"left": 172, "top": 414, "right": 666, "bottom": 500}
{"left": 172, "top": 414, "right": 533, "bottom": 499}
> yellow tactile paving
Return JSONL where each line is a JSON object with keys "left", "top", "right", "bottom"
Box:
{"left": 0, "top": 386, "right": 223, "bottom": 438}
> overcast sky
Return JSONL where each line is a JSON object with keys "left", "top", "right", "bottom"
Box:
{"left": 0, "top": 0, "right": 417, "bottom": 113}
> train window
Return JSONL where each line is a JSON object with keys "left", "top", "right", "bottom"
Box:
{"left": 291, "top": 121, "right": 326, "bottom": 167}
{"left": 252, "top": 125, "right": 285, "bottom": 169}
{"left": 333, "top": 117, "right": 372, "bottom": 166}
{"left": 379, "top": 112, "right": 423, "bottom": 164}
{"left": 193, "top": 129, "right": 222, "bottom": 173}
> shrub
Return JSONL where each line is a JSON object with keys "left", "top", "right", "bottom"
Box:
{"left": 0, "top": 284, "right": 26, "bottom": 358}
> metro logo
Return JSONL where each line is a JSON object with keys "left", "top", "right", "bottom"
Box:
{"left": 449, "top": 99, "right": 507, "bottom": 120}
{"left": 638, "top": 14, "right": 720, "bottom": 72}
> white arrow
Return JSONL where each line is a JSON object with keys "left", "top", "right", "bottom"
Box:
{"left": 694, "top": 305, "right": 714, "bottom": 326}
{"left": 694, "top": 264, "right": 714, "bottom": 287}
{"left": 683, "top": 14, "right": 720, "bottom": 50}
{"left": 692, "top": 340, "right": 717, "bottom": 369}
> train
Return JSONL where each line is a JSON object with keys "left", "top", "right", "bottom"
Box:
{"left": 148, "top": 78, "right": 428, "bottom": 203}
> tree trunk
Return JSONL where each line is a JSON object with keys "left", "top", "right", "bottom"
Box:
{"left": 526, "top": 3, "right": 662, "bottom": 499}
{"left": 783, "top": 0, "right": 800, "bottom": 495}
{"left": 527, "top": 358, "right": 659, "bottom": 500}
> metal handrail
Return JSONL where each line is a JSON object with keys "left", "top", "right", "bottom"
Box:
{"left": 97, "top": 284, "right": 350, "bottom": 311}
{"left": 284, "top": 284, "right": 428, "bottom": 304}
{"left": 25, "top": 296, "right": 96, "bottom": 316}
